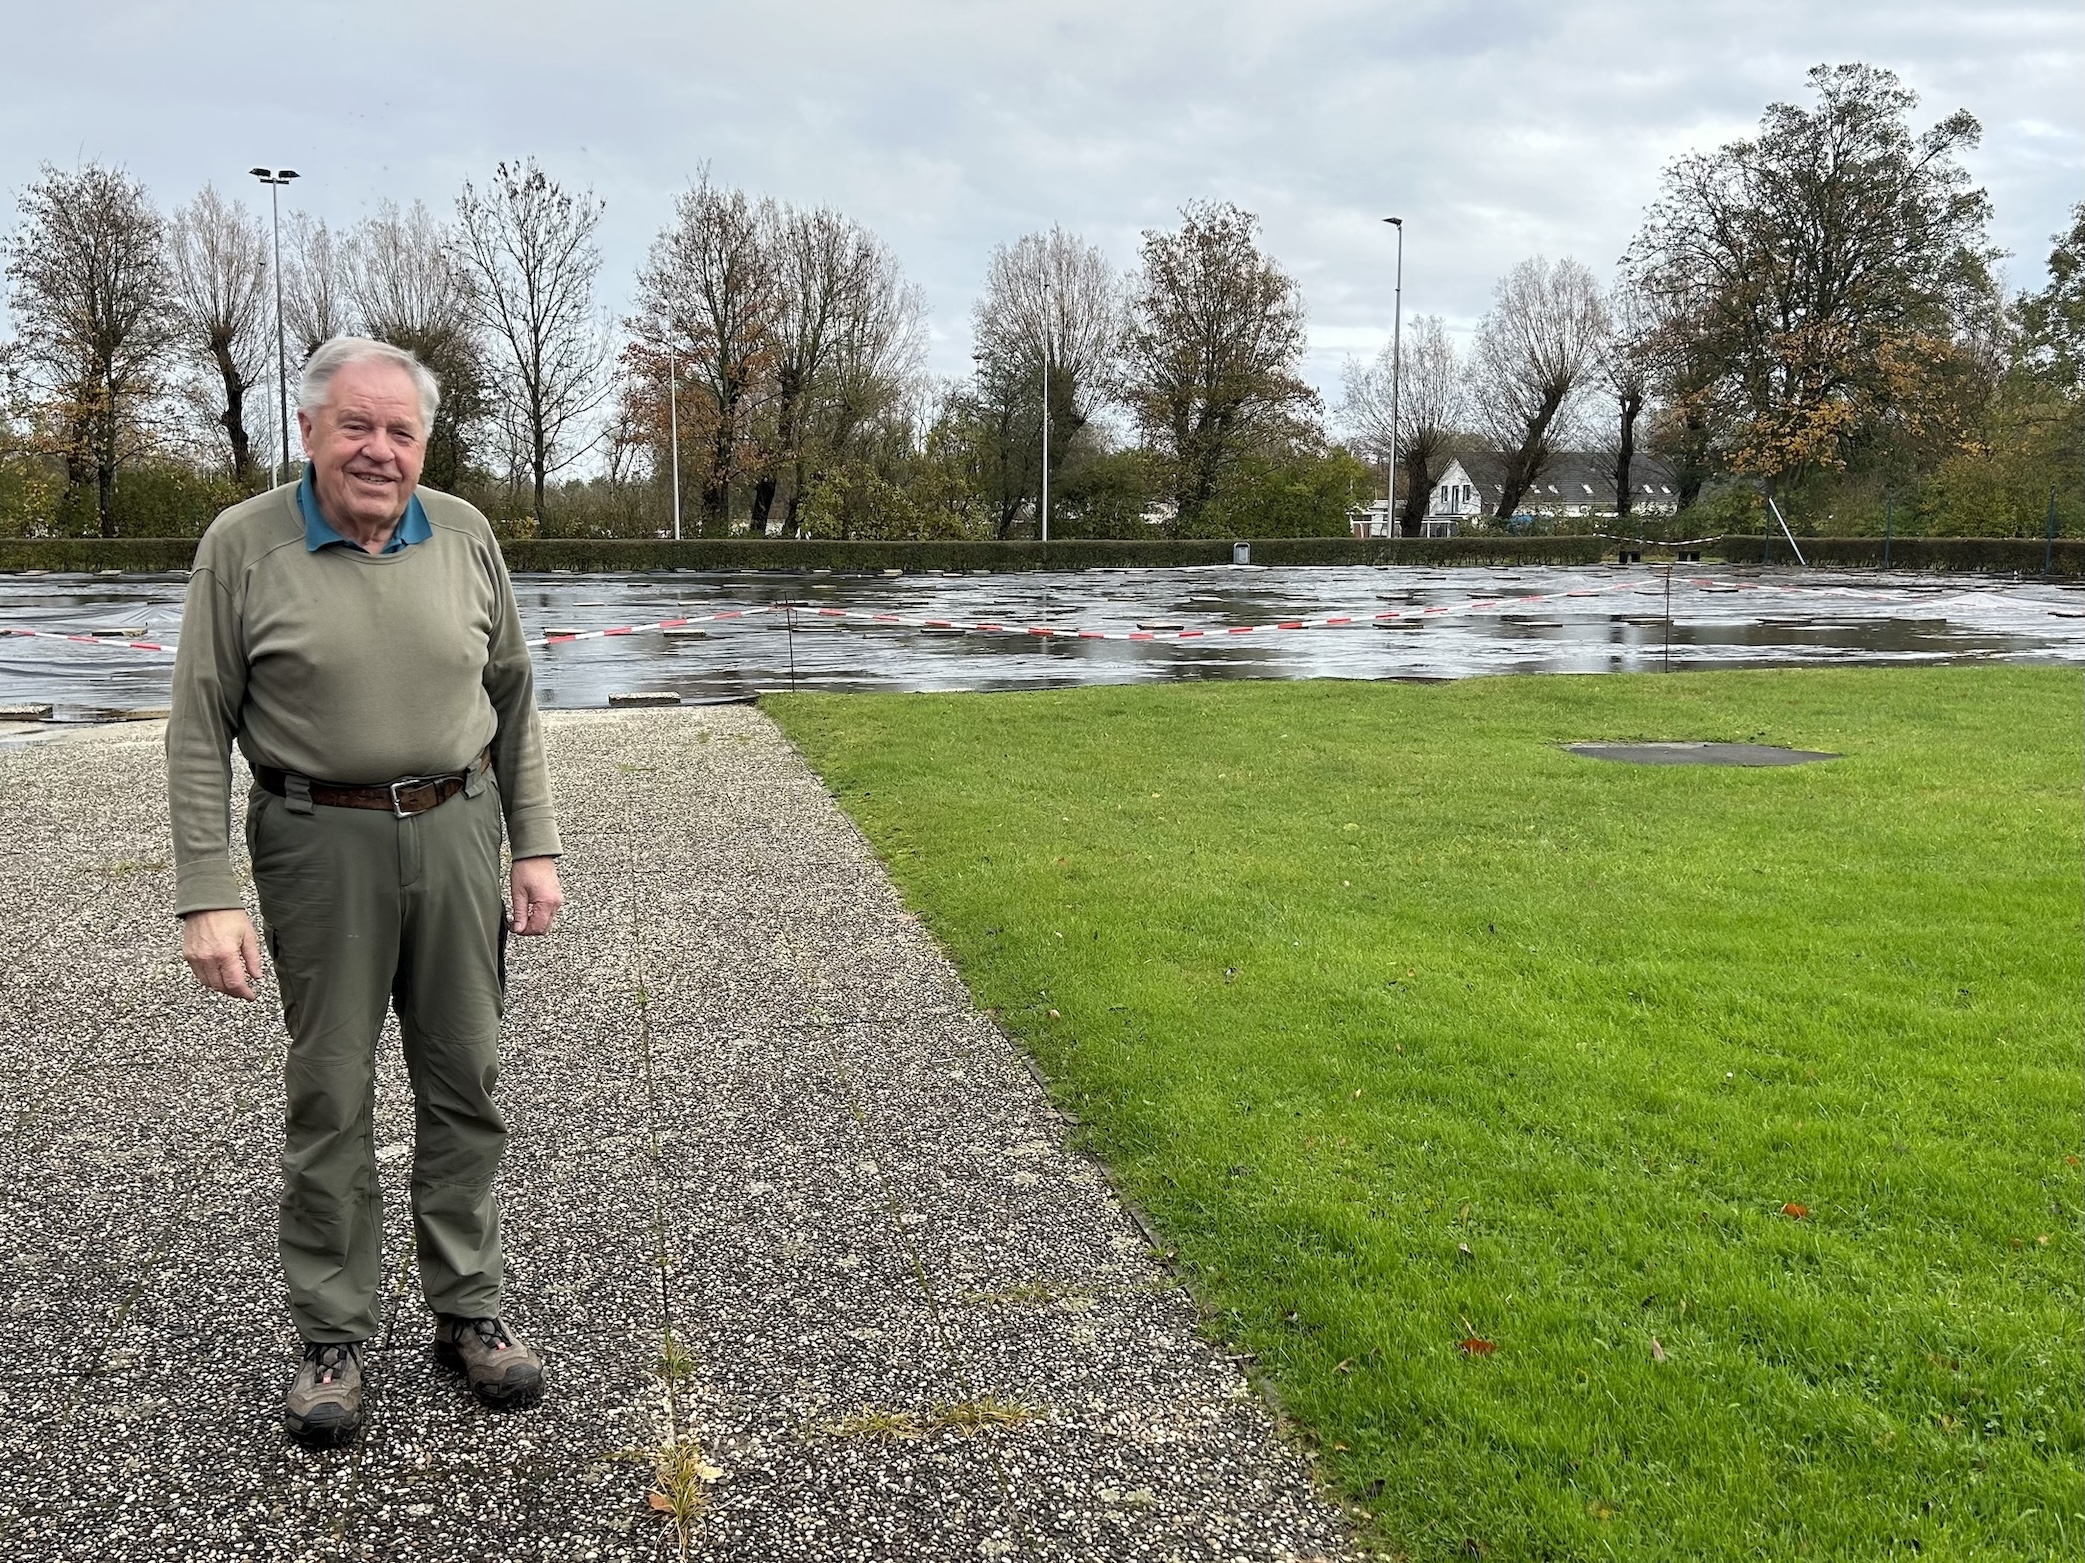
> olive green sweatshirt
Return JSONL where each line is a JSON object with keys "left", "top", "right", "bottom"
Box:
{"left": 167, "top": 481, "right": 561, "bottom": 916}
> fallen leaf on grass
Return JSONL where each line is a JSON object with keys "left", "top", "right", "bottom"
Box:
{"left": 1781, "top": 1203, "right": 1809, "bottom": 1219}
{"left": 647, "top": 1493, "right": 675, "bottom": 1512}
{"left": 2065, "top": 1155, "right": 2080, "bottom": 1168}
{"left": 1457, "top": 1243, "right": 1474, "bottom": 1262}
{"left": 1458, "top": 1338, "right": 1496, "bottom": 1357}
{"left": 1335, "top": 1358, "right": 1354, "bottom": 1373}
{"left": 1650, "top": 1337, "right": 1667, "bottom": 1362}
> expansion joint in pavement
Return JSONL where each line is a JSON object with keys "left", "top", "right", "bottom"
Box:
{"left": 58, "top": 1076, "right": 269, "bottom": 1423}
{"left": 625, "top": 819, "right": 712, "bottom": 1556}
{"left": 328, "top": 1234, "right": 423, "bottom": 1543}
{"left": 796, "top": 975, "right": 1041, "bottom": 1556}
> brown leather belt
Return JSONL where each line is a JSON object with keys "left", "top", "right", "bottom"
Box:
{"left": 256, "top": 748, "right": 491, "bottom": 817}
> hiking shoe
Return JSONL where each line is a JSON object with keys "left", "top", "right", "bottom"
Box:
{"left": 433, "top": 1315, "right": 544, "bottom": 1408}
{"left": 285, "top": 1340, "right": 365, "bottom": 1448}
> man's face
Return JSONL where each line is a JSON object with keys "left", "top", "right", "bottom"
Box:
{"left": 297, "top": 360, "right": 427, "bottom": 532}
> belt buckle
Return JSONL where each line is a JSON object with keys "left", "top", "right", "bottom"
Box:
{"left": 389, "top": 776, "right": 434, "bottom": 817}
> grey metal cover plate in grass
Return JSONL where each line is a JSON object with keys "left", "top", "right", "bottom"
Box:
{"left": 1569, "top": 741, "right": 1840, "bottom": 766}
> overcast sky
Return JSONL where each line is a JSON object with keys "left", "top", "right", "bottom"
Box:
{"left": 4, "top": 1, "right": 2079, "bottom": 405}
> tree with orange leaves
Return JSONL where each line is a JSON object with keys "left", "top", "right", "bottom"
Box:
{"left": 1625, "top": 64, "right": 2000, "bottom": 499}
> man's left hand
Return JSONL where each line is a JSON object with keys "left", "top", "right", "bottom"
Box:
{"left": 509, "top": 856, "right": 564, "bottom": 936}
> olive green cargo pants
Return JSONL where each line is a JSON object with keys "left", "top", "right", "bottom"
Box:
{"left": 246, "top": 767, "right": 509, "bottom": 1343}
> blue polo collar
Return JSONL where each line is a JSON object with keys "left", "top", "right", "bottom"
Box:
{"left": 298, "top": 466, "right": 432, "bottom": 554}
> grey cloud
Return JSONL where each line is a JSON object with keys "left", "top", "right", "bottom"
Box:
{"left": 2, "top": 0, "right": 2076, "bottom": 403}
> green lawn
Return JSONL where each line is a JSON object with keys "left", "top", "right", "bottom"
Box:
{"left": 768, "top": 666, "right": 2083, "bottom": 1562}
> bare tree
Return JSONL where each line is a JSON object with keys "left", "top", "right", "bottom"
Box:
{"left": 628, "top": 176, "right": 776, "bottom": 533}
{"left": 3, "top": 162, "right": 174, "bottom": 534}
{"left": 942, "top": 353, "right": 1041, "bottom": 537}
{"left": 347, "top": 201, "right": 483, "bottom": 489}
{"left": 1469, "top": 256, "right": 1610, "bottom": 523}
{"left": 744, "top": 206, "right": 902, "bottom": 529}
{"left": 282, "top": 212, "right": 355, "bottom": 357}
{"left": 969, "top": 227, "right": 1123, "bottom": 526}
{"left": 1119, "top": 202, "right": 1316, "bottom": 531}
{"left": 598, "top": 386, "right": 654, "bottom": 493}
{"left": 1598, "top": 279, "right": 1675, "bottom": 523}
{"left": 1340, "top": 313, "right": 1463, "bottom": 533}
{"left": 167, "top": 185, "right": 269, "bottom": 482}
{"left": 454, "top": 159, "right": 612, "bottom": 518}
{"left": 776, "top": 222, "right": 924, "bottom": 531}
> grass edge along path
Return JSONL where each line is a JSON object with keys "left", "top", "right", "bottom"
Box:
{"left": 769, "top": 667, "right": 2083, "bottom": 1563}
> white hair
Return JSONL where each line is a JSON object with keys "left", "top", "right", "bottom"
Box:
{"left": 298, "top": 336, "right": 441, "bottom": 434}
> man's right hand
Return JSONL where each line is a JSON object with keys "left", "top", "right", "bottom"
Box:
{"left": 182, "top": 908, "right": 263, "bottom": 1001}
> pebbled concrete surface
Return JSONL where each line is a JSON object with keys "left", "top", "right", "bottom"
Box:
{"left": 0, "top": 709, "right": 1353, "bottom": 1562}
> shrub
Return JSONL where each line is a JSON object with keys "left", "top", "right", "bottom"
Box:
{"left": 1192, "top": 445, "right": 1374, "bottom": 538}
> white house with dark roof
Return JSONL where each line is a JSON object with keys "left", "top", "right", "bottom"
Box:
{"left": 1435, "top": 452, "right": 1681, "bottom": 522}
{"left": 1348, "top": 451, "right": 1681, "bottom": 537}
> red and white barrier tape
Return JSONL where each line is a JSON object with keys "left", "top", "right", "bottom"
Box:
{"left": 526, "top": 603, "right": 784, "bottom": 649}
{"left": 1, "top": 626, "right": 174, "bottom": 652}
{"left": 1595, "top": 533, "right": 1724, "bottom": 549}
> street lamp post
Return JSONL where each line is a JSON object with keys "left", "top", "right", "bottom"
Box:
{"left": 1382, "top": 216, "right": 1403, "bottom": 537}
{"left": 668, "top": 351, "right": 682, "bottom": 542}
{"left": 1039, "top": 270, "right": 1051, "bottom": 546}
{"left": 250, "top": 167, "right": 300, "bottom": 487}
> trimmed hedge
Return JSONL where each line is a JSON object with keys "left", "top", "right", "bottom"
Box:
{"left": 0, "top": 537, "right": 207, "bottom": 573}
{"left": 2, "top": 532, "right": 2074, "bottom": 576}
{"left": 1712, "top": 535, "right": 2085, "bottom": 576}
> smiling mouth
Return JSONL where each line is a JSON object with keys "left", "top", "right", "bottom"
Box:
{"left": 348, "top": 471, "right": 396, "bottom": 491}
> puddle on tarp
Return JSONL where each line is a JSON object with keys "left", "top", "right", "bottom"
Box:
{"left": 2, "top": 564, "right": 2082, "bottom": 719}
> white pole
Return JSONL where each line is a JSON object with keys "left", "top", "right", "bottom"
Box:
{"left": 1039, "top": 269, "right": 1050, "bottom": 546}
{"left": 1386, "top": 217, "right": 1403, "bottom": 537}
{"left": 668, "top": 352, "right": 681, "bottom": 543}
{"left": 1765, "top": 494, "right": 1806, "bottom": 567}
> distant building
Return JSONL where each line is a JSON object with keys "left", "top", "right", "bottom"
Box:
{"left": 1435, "top": 452, "right": 1681, "bottom": 522}
{"left": 1348, "top": 497, "right": 1394, "bottom": 539}
{"left": 1349, "top": 452, "right": 1681, "bottom": 538}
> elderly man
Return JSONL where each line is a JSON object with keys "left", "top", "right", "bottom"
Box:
{"left": 168, "top": 336, "right": 563, "bottom": 1448}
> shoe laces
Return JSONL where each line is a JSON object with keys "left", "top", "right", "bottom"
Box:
{"left": 455, "top": 1316, "right": 514, "bottom": 1353}
{"left": 302, "top": 1340, "right": 360, "bottom": 1383}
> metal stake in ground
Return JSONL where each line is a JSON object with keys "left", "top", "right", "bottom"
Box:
{"left": 1664, "top": 559, "right": 1673, "bottom": 672}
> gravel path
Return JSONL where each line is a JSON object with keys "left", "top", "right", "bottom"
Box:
{"left": 0, "top": 710, "right": 1353, "bottom": 1562}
